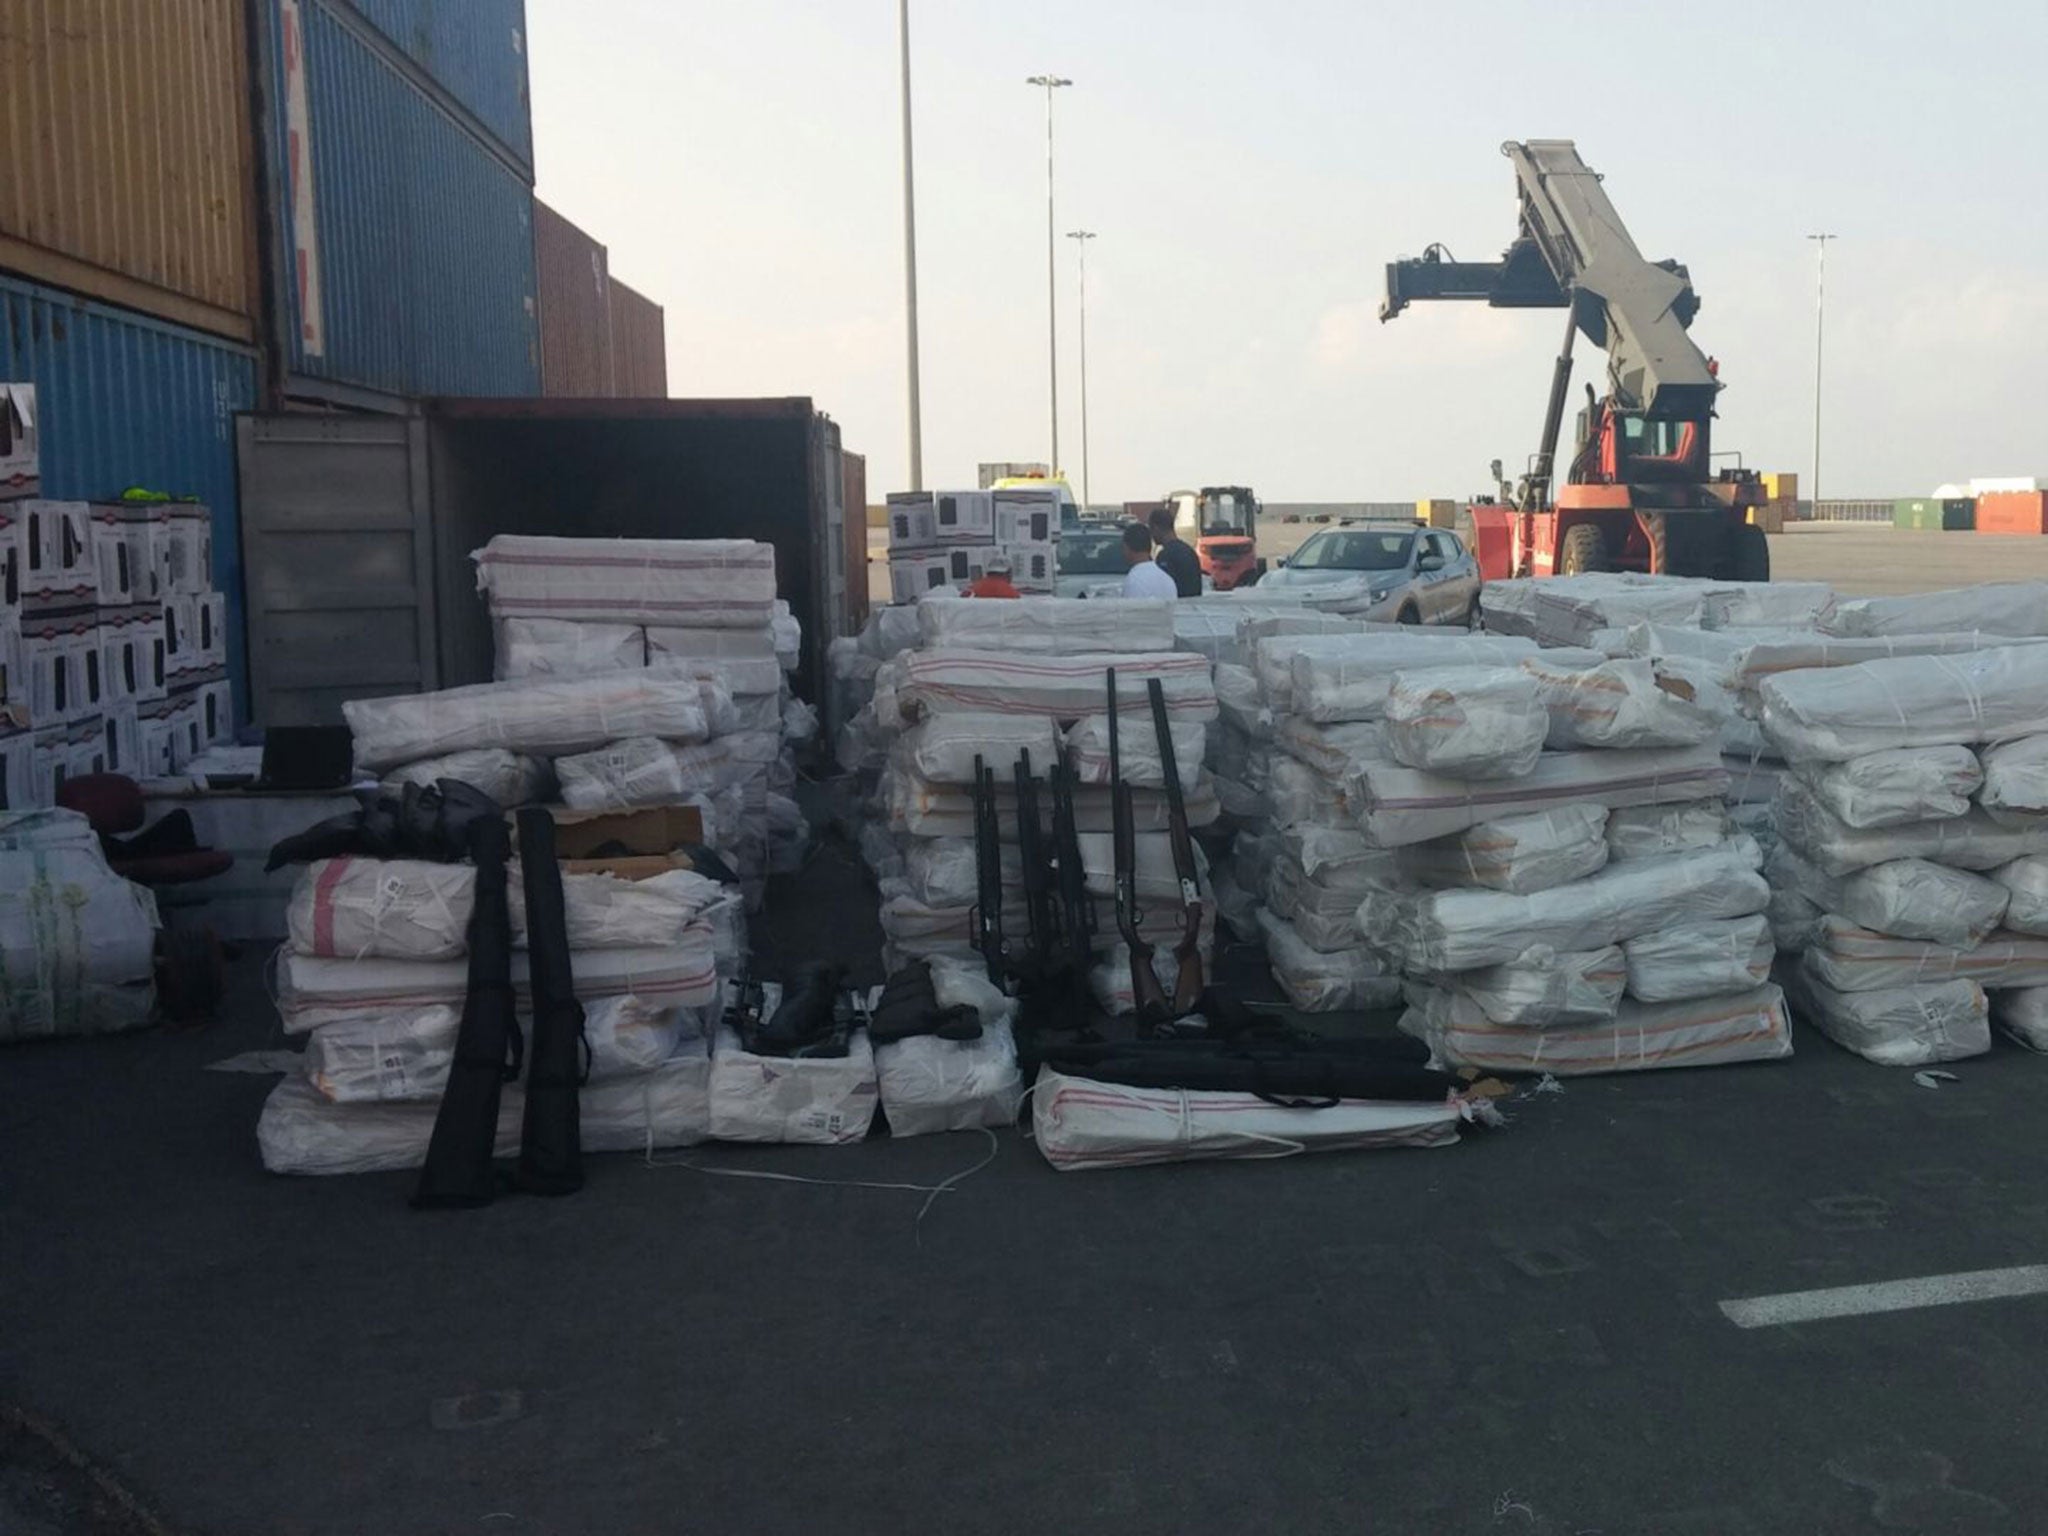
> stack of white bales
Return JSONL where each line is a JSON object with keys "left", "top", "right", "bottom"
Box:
{"left": 864, "top": 597, "right": 1221, "bottom": 1013}
{"left": 1482, "top": 572, "right": 1837, "bottom": 650}
{"left": 257, "top": 857, "right": 740, "bottom": 1174}
{"left": 1359, "top": 642, "right": 1792, "bottom": 1075}
{"left": 1760, "top": 640, "right": 2048, "bottom": 1065}
{"left": 474, "top": 536, "right": 809, "bottom": 900}
{"left": 1211, "top": 628, "right": 1546, "bottom": 1014}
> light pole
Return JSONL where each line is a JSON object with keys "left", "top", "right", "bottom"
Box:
{"left": 1067, "top": 230, "right": 1097, "bottom": 511}
{"left": 1808, "top": 233, "right": 1835, "bottom": 518}
{"left": 1025, "top": 73, "right": 1072, "bottom": 475}
{"left": 898, "top": 0, "right": 923, "bottom": 490}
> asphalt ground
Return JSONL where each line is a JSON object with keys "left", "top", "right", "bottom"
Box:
{"left": 8, "top": 829, "right": 2048, "bottom": 1535}
{"left": 869, "top": 518, "right": 2048, "bottom": 602}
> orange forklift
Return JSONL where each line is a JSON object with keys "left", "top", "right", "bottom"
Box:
{"left": 1381, "top": 140, "right": 1770, "bottom": 583}
{"left": 1162, "top": 486, "right": 1264, "bottom": 590}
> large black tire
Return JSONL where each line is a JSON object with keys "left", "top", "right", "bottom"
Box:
{"left": 1396, "top": 602, "right": 1421, "bottom": 625}
{"left": 1558, "top": 522, "right": 1608, "bottom": 576}
{"left": 1728, "top": 521, "right": 1771, "bottom": 582}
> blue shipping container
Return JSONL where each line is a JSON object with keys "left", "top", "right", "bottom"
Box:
{"left": 268, "top": 0, "right": 540, "bottom": 400}
{"left": 341, "top": 0, "right": 532, "bottom": 169}
{"left": 0, "top": 274, "right": 259, "bottom": 721}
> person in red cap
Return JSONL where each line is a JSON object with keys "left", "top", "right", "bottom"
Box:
{"left": 963, "top": 551, "right": 1021, "bottom": 599}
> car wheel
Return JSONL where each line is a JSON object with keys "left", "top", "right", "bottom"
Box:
{"left": 1464, "top": 594, "right": 1482, "bottom": 630}
{"left": 1397, "top": 601, "right": 1420, "bottom": 625}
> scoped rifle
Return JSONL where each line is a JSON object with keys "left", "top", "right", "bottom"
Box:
{"left": 1147, "top": 676, "right": 1206, "bottom": 1015}
{"left": 1107, "top": 668, "right": 1170, "bottom": 1026}
{"left": 1048, "top": 758, "right": 1095, "bottom": 1014}
{"left": 970, "top": 753, "right": 1008, "bottom": 987}
{"left": 1013, "top": 748, "right": 1058, "bottom": 982}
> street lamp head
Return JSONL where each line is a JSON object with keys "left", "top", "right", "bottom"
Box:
{"left": 1067, "top": 229, "right": 1097, "bottom": 242}
{"left": 1026, "top": 74, "right": 1072, "bottom": 88}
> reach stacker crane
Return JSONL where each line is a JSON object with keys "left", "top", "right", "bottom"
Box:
{"left": 1382, "top": 139, "right": 1770, "bottom": 583}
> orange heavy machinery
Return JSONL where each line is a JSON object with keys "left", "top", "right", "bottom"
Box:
{"left": 1164, "top": 486, "right": 1263, "bottom": 589}
{"left": 1382, "top": 140, "right": 1769, "bottom": 582}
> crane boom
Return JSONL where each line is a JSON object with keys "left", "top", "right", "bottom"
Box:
{"left": 1382, "top": 140, "right": 1718, "bottom": 419}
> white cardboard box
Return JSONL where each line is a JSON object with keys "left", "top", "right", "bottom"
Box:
{"left": 163, "top": 594, "right": 200, "bottom": 679}
{"left": 24, "top": 614, "right": 102, "bottom": 726}
{"left": 0, "top": 724, "right": 32, "bottom": 810}
{"left": 930, "top": 489, "right": 996, "bottom": 543}
{"left": 20, "top": 499, "right": 95, "bottom": 609}
{"left": 165, "top": 504, "right": 213, "bottom": 595}
{"left": 1007, "top": 541, "right": 1058, "bottom": 588}
{"left": 31, "top": 716, "right": 104, "bottom": 805}
{"left": 99, "top": 699, "right": 141, "bottom": 777}
{"left": 885, "top": 492, "right": 938, "bottom": 549}
{"left": 0, "top": 500, "right": 25, "bottom": 606}
{"left": 888, "top": 551, "right": 956, "bottom": 605}
{"left": 0, "top": 384, "right": 36, "bottom": 501}
{"left": 85, "top": 506, "right": 138, "bottom": 604}
{"left": 166, "top": 692, "right": 204, "bottom": 770}
{"left": 135, "top": 696, "right": 179, "bottom": 778}
{"left": 100, "top": 604, "right": 166, "bottom": 704}
{"left": 993, "top": 491, "right": 1059, "bottom": 546}
{"left": 197, "top": 591, "right": 227, "bottom": 664}
{"left": 0, "top": 612, "right": 20, "bottom": 720}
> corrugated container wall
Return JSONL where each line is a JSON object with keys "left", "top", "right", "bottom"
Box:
{"left": 0, "top": 273, "right": 258, "bottom": 716}
{"left": 0, "top": 0, "right": 258, "bottom": 341}
{"left": 262, "top": 0, "right": 539, "bottom": 402}
{"left": 534, "top": 201, "right": 614, "bottom": 396}
{"left": 340, "top": 0, "right": 532, "bottom": 168}
{"left": 608, "top": 276, "right": 667, "bottom": 397}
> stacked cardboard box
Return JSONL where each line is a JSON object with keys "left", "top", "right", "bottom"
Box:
{"left": 884, "top": 487, "right": 1061, "bottom": 602}
{"left": 0, "top": 421, "right": 231, "bottom": 805}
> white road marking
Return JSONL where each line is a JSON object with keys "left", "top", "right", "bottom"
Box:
{"left": 1719, "top": 1264, "right": 2048, "bottom": 1328}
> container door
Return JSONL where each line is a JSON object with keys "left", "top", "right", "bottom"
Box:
{"left": 237, "top": 412, "right": 437, "bottom": 725}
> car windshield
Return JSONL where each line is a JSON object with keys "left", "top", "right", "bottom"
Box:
{"left": 1058, "top": 531, "right": 1126, "bottom": 575}
{"left": 1290, "top": 528, "right": 1414, "bottom": 571}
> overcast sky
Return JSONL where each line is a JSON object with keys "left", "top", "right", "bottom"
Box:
{"left": 527, "top": 1, "right": 2048, "bottom": 504}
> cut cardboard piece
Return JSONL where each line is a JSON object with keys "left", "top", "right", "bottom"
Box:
{"left": 542, "top": 800, "right": 706, "bottom": 860}
{"left": 558, "top": 850, "right": 699, "bottom": 880}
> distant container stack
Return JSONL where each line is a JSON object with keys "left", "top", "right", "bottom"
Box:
{"left": 1893, "top": 497, "right": 1975, "bottom": 531}
{"left": 1975, "top": 491, "right": 2048, "bottom": 537}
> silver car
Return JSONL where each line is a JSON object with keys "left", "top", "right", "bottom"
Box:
{"left": 1261, "top": 524, "right": 1481, "bottom": 624}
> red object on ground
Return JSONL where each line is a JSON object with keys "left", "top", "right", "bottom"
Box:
{"left": 963, "top": 575, "right": 1021, "bottom": 599}
{"left": 1976, "top": 491, "right": 2048, "bottom": 536}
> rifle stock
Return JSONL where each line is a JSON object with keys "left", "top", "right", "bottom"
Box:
{"left": 1108, "top": 668, "right": 1170, "bottom": 1025}
{"left": 1147, "top": 676, "right": 1206, "bottom": 1014}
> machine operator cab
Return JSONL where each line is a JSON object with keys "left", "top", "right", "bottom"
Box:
{"left": 1169, "top": 485, "right": 1262, "bottom": 589}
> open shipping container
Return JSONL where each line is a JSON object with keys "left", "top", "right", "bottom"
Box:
{"left": 238, "top": 398, "right": 848, "bottom": 728}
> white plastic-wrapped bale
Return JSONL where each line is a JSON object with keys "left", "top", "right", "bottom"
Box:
{"left": 1977, "top": 735, "right": 2048, "bottom": 816}
{"left": 493, "top": 617, "right": 644, "bottom": 679}
{"left": 1772, "top": 781, "right": 2048, "bottom": 877}
{"left": 1817, "top": 582, "right": 2048, "bottom": 640}
{"left": 1281, "top": 634, "right": 1547, "bottom": 723}
{"left": 708, "top": 1026, "right": 879, "bottom": 1144}
{"left": 882, "top": 648, "right": 1217, "bottom": 723}
{"left": 1212, "top": 662, "right": 1268, "bottom": 735}
{"left": 1621, "top": 915, "right": 1773, "bottom": 1003}
{"left": 1408, "top": 982, "right": 1792, "bottom": 1076}
{"left": 382, "top": 750, "right": 552, "bottom": 808}
{"left": 1257, "top": 910, "right": 1401, "bottom": 1012}
{"left": 873, "top": 962, "right": 1023, "bottom": 1136}
{"left": 1066, "top": 714, "right": 1205, "bottom": 791}
{"left": 881, "top": 767, "right": 1217, "bottom": 840}
{"left": 646, "top": 624, "right": 779, "bottom": 664}
{"left": 1449, "top": 944, "right": 1625, "bottom": 1027}
{"left": 1361, "top": 836, "right": 1766, "bottom": 973}
{"left": 1345, "top": 743, "right": 1726, "bottom": 848}
{"left": 1380, "top": 666, "right": 1548, "bottom": 779}
{"left": 1030, "top": 1066, "right": 1464, "bottom": 1171}
{"left": 1699, "top": 581, "right": 1834, "bottom": 631}
{"left": 1481, "top": 574, "right": 1718, "bottom": 647}
{"left": 1398, "top": 805, "right": 1609, "bottom": 895}
{"left": 1073, "top": 831, "right": 1210, "bottom": 903}
{"left": 1785, "top": 967, "right": 1990, "bottom": 1066}
{"left": 345, "top": 674, "right": 714, "bottom": 771}
{"left": 555, "top": 731, "right": 779, "bottom": 811}
{"left": 889, "top": 714, "right": 1063, "bottom": 786}
{"left": 0, "top": 810, "right": 159, "bottom": 1040}
{"left": 1525, "top": 654, "right": 1725, "bottom": 750}
{"left": 259, "top": 1040, "right": 713, "bottom": 1175}
{"left": 1991, "top": 986, "right": 2048, "bottom": 1051}
{"left": 1837, "top": 858, "right": 2010, "bottom": 947}
{"left": 1989, "top": 856, "right": 2048, "bottom": 935}
{"left": 1800, "top": 916, "right": 2048, "bottom": 993}
{"left": 1606, "top": 802, "right": 1729, "bottom": 862}
{"left": 1766, "top": 886, "right": 1826, "bottom": 953}
{"left": 1724, "top": 630, "right": 2048, "bottom": 697}
{"left": 305, "top": 995, "right": 694, "bottom": 1103}
{"left": 1267, "top": 756, "right": 1348, "bottom": 830}
{"left": 1272, "top": 715, "right": 1385, "bottom": 779}
{"left": 917, "top": 595, "right": 1176, "bottom": 654}
{"left": 475, "top": 536, "right": 778, "bottom": 629}
{"left": 1790, "top": 746, "right": 1982, "bottom": 830}
{"left": 1759, "top": 646, "right": 2048, "bottom": 763}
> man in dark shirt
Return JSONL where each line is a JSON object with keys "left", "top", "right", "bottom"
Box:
{"left": 1148, "top": 506, "right": 1203, "bottom": 597}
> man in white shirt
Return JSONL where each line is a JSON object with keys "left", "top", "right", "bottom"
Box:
{"left": 1120, "top": 523, "right": 1179, "bottom": 599}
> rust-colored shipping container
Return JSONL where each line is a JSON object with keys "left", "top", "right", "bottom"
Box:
{"left": 1975, "top": 490, "right": 2048, "bottom": 536}
{"left": 842, "top": 450, "right": 869, "bottom": 632}
{"left": 0, "top": 0, "right": 258, "bottom": 341}
{"left": 608, "top": 276, "right": 667, "bottom": 397}
{"left": 534, "top": 200, "right": 614, "bottom": 396}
